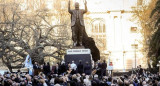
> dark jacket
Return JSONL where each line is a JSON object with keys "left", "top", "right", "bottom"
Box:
{"left": 33, "top": 64, "right": 39, "bottom": 69}
{"left": 78, "top": 63, "right": 84, "bottom": 74}
{"left": 84, "top": 65, "right": 91, "bottom": 75}
{"left": 54, "top": 67, "right": 60, "bottom": 75}
{"left": 60, "top": 64, "right": 66, "bottom": 74}
{"left": 139, "top": 68, "right": 143, "bottom": 75}
{"left": 43, "top": 65, "right": 47, "bottom": 75}
{"left": 101, "top": 62, "right": 107, "bottom": 69}
{"left": 46, "top": 65, "right": 50, "bottom": 74}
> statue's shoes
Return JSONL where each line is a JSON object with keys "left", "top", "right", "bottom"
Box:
{"left": 73, "top": 42, "right": 77, "bottom": 46}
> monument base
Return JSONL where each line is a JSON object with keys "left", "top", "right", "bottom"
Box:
{"left": 64, "top": 49, "right": 92, "bottom": 74}
{"left": 65, "top": 54, "right": 92, "bottom": 66}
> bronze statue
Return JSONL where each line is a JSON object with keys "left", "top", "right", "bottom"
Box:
{"left": 68, "top": 0, "right": 88, "bottom": 46}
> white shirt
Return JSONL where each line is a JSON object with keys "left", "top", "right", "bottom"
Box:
{"left": 84, "top": 79, "right": 91, "bottom": 86}
{"left": 71, "top": 63, "right": 77, "bottom": 70}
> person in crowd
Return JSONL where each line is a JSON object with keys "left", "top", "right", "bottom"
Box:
{"left": 98, "top": 60, "right": 102, "bottom": 69}
{"left": 92, "top": 74, "right": 100, "bottom": 86}
{"left": 66, "top": 62, "right": 71, "bottom": 71}
{"left": 84, "top": 62, "right": 91, "bottom": 75}
{"left": 84, "top": 75, "right": 92, "bottom": 86}
{"left": 60, "top": 61, "right": 66, "bottom": 74}
{"left": 70, "top": 74, "right": 78, "bottom": 86}
{"left": 33, "top": 61, "right": 40, "bottom": 76}
{"left": 96, "top": 60, "right": 102, "bottom": 79}
{"left": 101, "top": 60, "right": 107, "bottom": 78}
{"left": 67, "top": 67, "right": 72, "bottom": 75}
{"left": 71, "top": 61, "right": 77, "bottom": 74}
{"left": 51, "top": 63, "right": 56, "bottom": 74}
{"left": 107, "top": 77, "right": 112, "bottom": 86}
{"left": 139, "top": 65, "right": 143, "bottom": 76}
{"left": 46, "top": 62, "right": 51, "bottom": 75}
{"left": 77, "top": 60, "right": 84, "bottom": 74}
{"left": 54, "top": 63, "right": 60, "bottom": 75}
{"left": 93, "top": 62, "right": 98, "bottom": 70}
{"left": 108, "top": 62, "right": 113, "bottom": 77}
{"left": 39, "top": 64, "right": 43, "bottom": 73}
{"left": 136, "top": 65, "right": 139, "bottom": 74}
{"left": 43, "top": 62, "right": 48, "bottom": 75}
{"left": 111, "top": 79, "right": 119, "bottom": 86}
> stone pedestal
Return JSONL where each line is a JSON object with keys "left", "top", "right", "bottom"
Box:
{"left": 64, "top": 49, "right": 92, "bottom": 74}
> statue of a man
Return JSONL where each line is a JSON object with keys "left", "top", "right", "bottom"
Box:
{"left": 68, "top": 0, "right": 88, "bottom": 46}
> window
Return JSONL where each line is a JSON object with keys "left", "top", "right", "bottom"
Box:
{"left": 131, "top": 27, "right": 138, "bottom": 33}
{"left": 92, "top": 19, "right": 106, "bottom": 33}
{"left": 91, "top": 18, "right": 107, "bottom": 50}
{"left": 131, "top": 44, "right": 138, "bottom": 49}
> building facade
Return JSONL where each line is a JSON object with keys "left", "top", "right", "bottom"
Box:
{"left": 84, "top": 0, "right": 148, "bottom": 71}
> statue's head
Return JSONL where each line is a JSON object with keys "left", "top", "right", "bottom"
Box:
{"left": 75, "top": 2, "right": 79, "bottom": 10}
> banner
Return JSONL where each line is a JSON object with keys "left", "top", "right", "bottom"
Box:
{"left": 107, "top": 58, "right": 113, "bottom": 70}
{"left": 24, "top": 55, "right": 33, "bottom": 75}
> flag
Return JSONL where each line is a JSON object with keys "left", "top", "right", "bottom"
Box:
{"left": 24, "top": 55, "right": 33, "bottom": 75}
{"left": 107, "top": 57, "right": 113, "bottom": 70}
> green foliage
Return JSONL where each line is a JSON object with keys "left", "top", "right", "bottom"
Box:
{"left": 149, "top": 0, "right": 160, "bottom": 68}
{"left": 150, "top": 0, "right": 160, "bottom": 18}
{"left": 150, "top": 0, "right": 160, "bottom": 27}
{"left": 151, "top": 56, "right": 160, "bottom": 67}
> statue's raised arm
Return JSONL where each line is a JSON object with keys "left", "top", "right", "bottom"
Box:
{"left": 68, "top": 0, "right": 72, "bottom": 14}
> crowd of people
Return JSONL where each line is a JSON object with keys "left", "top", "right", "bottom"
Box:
{"left": 33, "top": 60, "right": 107, "bottom": 78}
{"left": 0, "top": 60, "right": 159, "bottom": 86}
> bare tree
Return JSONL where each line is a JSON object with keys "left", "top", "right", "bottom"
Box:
{"left": 0, "top": 0, "right": 71, "bottom": 72}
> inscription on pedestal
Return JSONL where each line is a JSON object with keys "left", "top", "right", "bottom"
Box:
{"left": 67, "top": 49, "right": 91, "bottom": 55}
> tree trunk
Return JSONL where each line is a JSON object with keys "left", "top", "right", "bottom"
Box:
{"left": 147, "top": 57, "right": 151, "bottom": 71}
{"left": 7, "top": 65, "right": 12, "bottom": 72}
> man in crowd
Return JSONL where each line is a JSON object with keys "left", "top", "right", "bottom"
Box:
{"left": 54, "top": 63, "right": 60, "bottom": 75}
{"left": 77, "top": 60, "right": 84, "bottom": 74}
{"left": 33, "top": 62, "right": 40, "bottom": 75}
{"left": 138, "top": 65, "right": 143, "bottom": 76}
{"left": 60, "top": 61, "right": 66, "bottom": 74}
{"left": 101, "top": 60, "right": 107, "bottom": 77}
{"left": 71, "top": 61, "right": 77, "bottom": 74}
{"left": 97, "top": 60, "right": 102, "bottom": 79}
{"left": 84, "top": 62, "right": 91, "bottom": 75}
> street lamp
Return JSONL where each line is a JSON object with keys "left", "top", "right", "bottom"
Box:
{"left": 123, "top": 51, "right": 126, "bottom": 72}
{"left": 131, "top": 44, "right": 138, "bottom": 68}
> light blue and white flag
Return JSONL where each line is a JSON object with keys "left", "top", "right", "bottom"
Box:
{"left": 24, "top": 55, "right": 33, "bottom": 75}
{"left": 107, "top": 57, "right": 113, "bottom": 71}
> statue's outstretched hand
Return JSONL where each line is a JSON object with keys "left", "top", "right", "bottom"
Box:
{"left": 84, "top": 0, "right": 87, "bottom": 5}
{"left": 69, "top": 0, "right": 71, "bottom": 5}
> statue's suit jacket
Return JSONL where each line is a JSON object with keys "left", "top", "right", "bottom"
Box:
{"left": 68, "top": 4, "right": 88, "bottom": 27}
